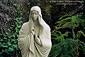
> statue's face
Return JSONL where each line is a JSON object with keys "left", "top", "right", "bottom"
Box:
{"left": 31, "top": 10, "right": 38, "bottom": 20}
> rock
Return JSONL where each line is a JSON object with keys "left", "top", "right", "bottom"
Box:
{"left": 0, "top": 0, "right": 17, "bottom": 34}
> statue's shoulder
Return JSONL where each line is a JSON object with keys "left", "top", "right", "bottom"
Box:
{"left": 22, "top": 22, "right": 29, "bottom": 27}
{"left": 23, "top": 22, "right": 29, "bottom": 25}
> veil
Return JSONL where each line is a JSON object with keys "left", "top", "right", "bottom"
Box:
{"left": 28, "top": 6, "right": 51, "bottom": 36}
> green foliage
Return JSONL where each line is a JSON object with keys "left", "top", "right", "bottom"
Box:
{"left": 13, "top": 4, "right": 17, "bottom": 7}
{"left": 8, "top": 29, "right": 11, "bottom": 32}
{"left": 52, "top": 30, "right": 69, "bottom": 41}
{"left": 56, "top": 15, "right": 84, "bottom": 29}
{"left": 0, "top": 3, "right": 22, "bottom": 56}
{"left": 50, "top": 39, "right": 85, "bottom": 57}
{"left": 49, "top": 12, "right": 85, "bottom": 57}
{"left": 17, "top": 8, "right": 20, "bottom": 11}
{"left": 77, "top": 30, "right": 85, "bottom": 37}
{"left": 49, "top": 39, "right": 77, "bottom": 57}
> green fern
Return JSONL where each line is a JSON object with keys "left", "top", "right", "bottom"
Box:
{"left": 50, "top": 12, "right": 85, "bottom": 57}
{"left": 56, "top": 14, "right": 85, "bottom": 29}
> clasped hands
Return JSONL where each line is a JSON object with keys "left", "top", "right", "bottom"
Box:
{"left": 31, "top": 29, "right": 39, "bottom": 38}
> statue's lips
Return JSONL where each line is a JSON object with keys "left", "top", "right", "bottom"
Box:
{"left": 32, "top": 17, "right": 37, "bottom": 20}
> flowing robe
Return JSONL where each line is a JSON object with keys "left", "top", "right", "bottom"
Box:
{"left": 18, "top": 22, "right": 52, "bottom": 57}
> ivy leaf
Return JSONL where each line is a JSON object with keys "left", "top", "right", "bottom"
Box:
{"left": 18, "top": 17, "right": 22, "bottom": 20}
{"left": 15, "top": 27, "right": 17, "bottom": 30}
{"left": 3, "top": 37, "right": 7, "bottom": 40}
{"left": 0, "top": 39, "right": 3, "bottom": 41}
{"left": 6, "top": 32, "right": 8, "bottom": 35}
{"left": 13, "top": 45, "right": 17, "bottom": 48}
{"left": 18, "top": 21, "right": 22, "bottom": 24}
{"left": 18, "top": 11, "right": 21, "bottom": 14}
{"left": 12, "top": 39, "right": 15, "bottom": 42}
{"left": 2, "top": 50, "right": 5, "bottom": 53}
{"left": 11, "top": 25, "right": 14, "bottom": 27}
{"left": 7, "top": 42, "right": 11, "bottom": 46}
{"left": 3, "top": 45, "right": 8, "bottom": 48}
{"left": 0, "top": 33, "right": 2, "bottom": 35}
{"left": 8, "top": 47, "right": 14, "bottom": 52}
{"left": 17, "top": 8, "right": 20, "bottom": 11}
{"left": 20, "top": 14, "right": 23, "bottom": 16}
{"left": 17, "top": 25, "right": 21, "bottom": 28}
{"left": 13, "top": 4, "right": 17, "bottom": 7}
{"left": 8, "top": 29, "right": 11, "bottom": 32}
{"left": 9, "top": 36, "right": 11, "bottom": 39}
{"left": 12, "top": 35, "right": 15, "bottom": 37}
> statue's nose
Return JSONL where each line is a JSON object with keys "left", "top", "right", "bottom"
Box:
{"left": 33, "top": 14, "right": 36, "bottom": 17}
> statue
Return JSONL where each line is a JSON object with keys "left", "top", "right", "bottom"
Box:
{"left": 18, "top": 6, "right": 52, "bottom": 57}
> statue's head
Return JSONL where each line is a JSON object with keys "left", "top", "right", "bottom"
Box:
{"left": 30, "top": 6, "right": 42, "bottom": 21}
{"left": 30, "top": 10, "right": 38, "bottom": 20}
{"left": 29, "top": 6, "right": 50, "bottom": 34}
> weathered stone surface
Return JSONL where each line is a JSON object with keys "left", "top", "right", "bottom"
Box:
{"left": 0, "top": 1, "right": 18, "bottom": 34}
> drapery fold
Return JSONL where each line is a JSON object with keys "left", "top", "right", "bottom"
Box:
{"left": 18, "top": 22, "right": 52, "bottom": 57}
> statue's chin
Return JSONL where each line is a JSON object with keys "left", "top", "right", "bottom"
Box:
{"left": 33, "top": 18, "right": 37, "bottom": 20}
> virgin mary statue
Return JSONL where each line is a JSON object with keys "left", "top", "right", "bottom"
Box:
{"left": 18, "top": 6, "right": 52, "bottom": 57}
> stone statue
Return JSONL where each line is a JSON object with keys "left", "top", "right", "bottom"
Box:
{"left": 18, "top": 6, "right": 52, "bottom": 57}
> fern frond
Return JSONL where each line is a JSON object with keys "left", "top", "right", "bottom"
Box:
{"left": 55, "top": 26, "right": 63, "bottom": 30}
{"left": 56, "top": 17, "right": 71, "bottom": 26}
{"left": 77, "top": 30, "right": 85, "bottom": 37}
{"left": 61, "top": 22, "right": 72, "bottom": 28}
{"left": 58, "top": 15, "right": 71, "bottom": 20}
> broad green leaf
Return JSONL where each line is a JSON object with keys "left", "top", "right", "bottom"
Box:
{"left": 8, "top": 47, "right": 14, "bottom": 52}
{"left": 18, "top": 17, "right": 22, "bottom": 19}
{"left": 13, "top": 4, "right": 16, "bottom": 7}
{"left": 11, "top": 39, "right": 15, "bottom": 41}
{"left": 17, "top": 8, "right": 20, "bottom": 10}
{"left": 8, "top": 29, "right": 11, "bottom": 32}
